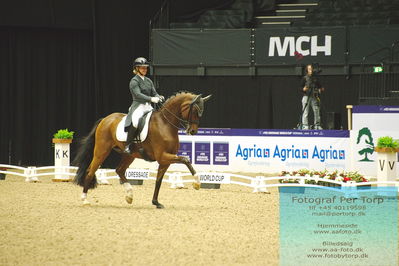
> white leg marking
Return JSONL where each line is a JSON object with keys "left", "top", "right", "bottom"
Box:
{"left": 81, "top": 193, "right": 90, "bottom": 205}
{"left": 123, "top": 182, "right": 133, "bottom": 204}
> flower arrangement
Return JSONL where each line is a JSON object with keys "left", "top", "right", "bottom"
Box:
{"left": 338, "top": 171, "right": 368, "bottom": 183}
{"left": 279, "top": 170, "right": 300, "bottom": 183}
{"left": 279, "top": 169, "right": 368, "bottom": 184}
{"left": 279, "top": 177, "right": 301, "bottom": 183}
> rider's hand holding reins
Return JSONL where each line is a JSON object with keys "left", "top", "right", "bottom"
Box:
{"left": 151, "top": 96, "right": 165, "bottom": 104}
{"left": 151, "top": 97, "right": 160, "bottom": 103}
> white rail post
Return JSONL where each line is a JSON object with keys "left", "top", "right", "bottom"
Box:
{"left": 170, "top": 172, "right": 184, "bottom": 189}
{"left": 97, "top": 169, "right": 110, "bottom": 185}
{"left": 252, "top": 176, "right": 269, "bottom": 193}
{"left": 176, "top": 172, "right": 184, "bottom": 188}
{"left": 169, "top": 172, "right": 177, "bottom": 188}
{"left": 25, "top": 166, "right": 39, "bottom": 183}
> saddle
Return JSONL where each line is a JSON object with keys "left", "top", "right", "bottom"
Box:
{"left": 116, "top": 111, "right": 152, "bottom": 143}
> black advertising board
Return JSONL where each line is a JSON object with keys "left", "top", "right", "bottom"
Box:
{"left": 152, "top": 26, "right": 399, "bottom": 68}
{"left": 152, "top": 29, "right": 251, "bottom": 66}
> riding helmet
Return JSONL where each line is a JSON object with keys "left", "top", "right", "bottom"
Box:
{"left": 133, "top": 57, "right": 150, "bottom": 67}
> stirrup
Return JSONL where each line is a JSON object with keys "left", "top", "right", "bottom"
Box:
{"left": 124, "top": 144, "right": 132, "bottom": 154}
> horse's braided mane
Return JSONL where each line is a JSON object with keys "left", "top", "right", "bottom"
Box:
{"left": 162, "top": 91, "right": 195, "bottom": 107}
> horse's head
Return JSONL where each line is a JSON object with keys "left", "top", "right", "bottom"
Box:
{"left": 181, "top": 94, "right": 212, "bottom": 135}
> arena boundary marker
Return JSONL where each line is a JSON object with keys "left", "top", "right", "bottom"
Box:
{"left": 1, "top": 164, "right": 398, "bottom": 193}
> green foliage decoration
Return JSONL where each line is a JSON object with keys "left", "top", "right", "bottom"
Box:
{"left": 53, "top": 129, "right": 74, "bottom": 139}
{"left": 376, "top": 136, "right": 399, "bottom": 149}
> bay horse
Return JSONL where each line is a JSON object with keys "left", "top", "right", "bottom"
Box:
{"left": 73, "top": 92, "right": 211, "bottom": 208}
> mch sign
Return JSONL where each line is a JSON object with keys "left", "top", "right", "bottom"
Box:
{"left": 268, "top": 35, "right": 332, "bottom": 57}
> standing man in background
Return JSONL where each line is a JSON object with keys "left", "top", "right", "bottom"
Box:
{"left": 300, "top": 64, "right": 324, "bottom": 130}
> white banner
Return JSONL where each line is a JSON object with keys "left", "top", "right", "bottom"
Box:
{"left": 132, "top": 129, "right": 350, "bottom": 174}
{"left": 198, "top": 172, "right": 231, "bottom": 184}
{"left": 351, "top": 105, "right": 399, "bottom": 177}
{"left": 125, "top": 168, "right": 150, "bottom": 180}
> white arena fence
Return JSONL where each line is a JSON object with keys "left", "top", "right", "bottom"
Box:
{"left": 0, "top": 164, "right": 78, "bottom": 183}
{"left": 1, "top": 164, "right": 399, "bottom": 193}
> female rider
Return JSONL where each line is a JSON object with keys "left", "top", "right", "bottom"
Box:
{"left": 124, "top": 57, "right": 164, "bottom": 153}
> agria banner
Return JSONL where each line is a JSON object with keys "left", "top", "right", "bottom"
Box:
{"left": 168, "top": 128, "right": 350, "bottom": 173}
{"left": 255, "top": 27, "right": 346, "bottom": 65}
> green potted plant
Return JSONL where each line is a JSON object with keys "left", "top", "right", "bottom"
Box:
{"left": 374, "top": 136, "right": 399, "bottom": 153}
{"left": 52, "top": 129, "right": 74, "bottom": 144}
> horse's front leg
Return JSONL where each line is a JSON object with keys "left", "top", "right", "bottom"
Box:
{"left": 178, "top": 156, "right": 200, "bottom": 190}
{"left": 152, "top": 164, "right": 170, "bottom": 209}
{"left": 157, "top": 152, "right": 199, "bottom": 190}
{"left": 156, "top": 153, "right": 196, "bottom": 175}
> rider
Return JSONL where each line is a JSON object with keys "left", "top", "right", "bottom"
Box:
{"left": 124, "top": 57, "right": 164, "bottom": 153}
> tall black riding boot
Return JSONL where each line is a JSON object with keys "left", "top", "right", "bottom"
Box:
{"left": 124, "top": 126, "right": 137, "bottom": 153}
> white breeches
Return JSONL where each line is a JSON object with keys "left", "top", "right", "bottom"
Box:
{"left": 131, "top": 103, "right": 153, "bottom": 128}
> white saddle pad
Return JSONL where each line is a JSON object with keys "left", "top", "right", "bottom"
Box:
{"left": 116, "top": 112, "right": 152, "bottom": 142}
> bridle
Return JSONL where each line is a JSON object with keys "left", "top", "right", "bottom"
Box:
{"left": 159, "top": 95, "right": 203, "bottom": 131}
{"left": 186, "top": 95, "right": 203, "bottom": 125}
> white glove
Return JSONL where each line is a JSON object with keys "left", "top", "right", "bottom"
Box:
{"left": 151, "top": 97, "right": 160, "bottom": 103}
{"left": 158, "top": 95, "right": 165, "bottom": 102}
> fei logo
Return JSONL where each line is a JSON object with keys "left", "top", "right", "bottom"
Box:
{"left": 268, "top": 35, "right": 331, "bottom": 57}
{"left": 356, "top": 127, "right": 374, "bottom": 162}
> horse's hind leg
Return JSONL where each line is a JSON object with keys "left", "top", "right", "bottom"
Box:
{"left": 115, "top": 154, "right": 135, "bottom": 204}
{"left": 82, "top": 146, "right": 112, "bottom": 205}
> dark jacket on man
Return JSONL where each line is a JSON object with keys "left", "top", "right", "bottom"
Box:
{"left": 301, "top": 75, "right": 322, "bottom": 96}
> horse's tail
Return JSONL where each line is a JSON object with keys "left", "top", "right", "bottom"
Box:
{"left": 73, "top": 118, "right": 102, "bottom": 189}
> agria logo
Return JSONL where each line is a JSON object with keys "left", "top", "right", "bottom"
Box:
{"left": 356, "top": 127, "right": 374, "bottom": 162}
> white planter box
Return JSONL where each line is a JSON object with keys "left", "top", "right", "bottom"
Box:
{"left": 375, "top": 148, "right": 398, "bottom": 183}
{"left": 52, "top": 138, "right": 72, "bottom": 182}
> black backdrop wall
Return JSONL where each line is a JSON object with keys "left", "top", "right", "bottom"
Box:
{"left": 0, "top": 0, "right": 163, "bottom": 166}
{"left": 156, "top": 75, "right": 359, "bottom": 130}
{"left": 0, "top": 27, "right": 95, "bottom": 165}
{"left": 0, "top": 0, "right": 359, "bottom": 167}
